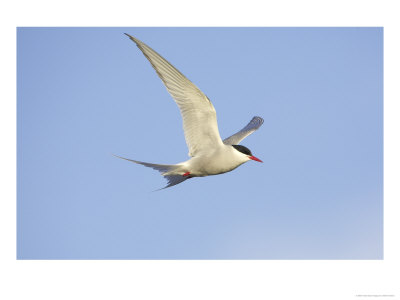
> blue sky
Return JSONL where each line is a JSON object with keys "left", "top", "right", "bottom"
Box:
{"left": 17, "top": 27, "right": 383, "bottom": 259}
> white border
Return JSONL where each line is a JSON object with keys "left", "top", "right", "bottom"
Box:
{"left": 1, "top": 0, "right": 399, "bottom": 299}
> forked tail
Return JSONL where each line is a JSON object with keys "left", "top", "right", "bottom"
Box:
{"left": 113, "top": 155, "right": 189, "bottom": 190}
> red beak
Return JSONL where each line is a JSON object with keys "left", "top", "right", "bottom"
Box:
{"left": 249, "top": 155, "right": 263, "bottom": 163}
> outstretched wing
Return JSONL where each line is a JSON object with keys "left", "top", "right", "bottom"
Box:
{"left": 223, "top": 116, "right": 264, "bottom": 145}
{"left": 125, "top": 34, "right": 223, "bottom": 157}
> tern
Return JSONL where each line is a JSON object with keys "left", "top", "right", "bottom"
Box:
{"left": 116, "top": 34, "right": 264, "bottom": 189}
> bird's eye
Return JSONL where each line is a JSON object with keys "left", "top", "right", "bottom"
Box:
{"left": 232, "top": 145, "right": 252, "bottom": 156}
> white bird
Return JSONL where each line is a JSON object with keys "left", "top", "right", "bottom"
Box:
{"left": 116, "top": 34, "right": 264, "bottom": 189}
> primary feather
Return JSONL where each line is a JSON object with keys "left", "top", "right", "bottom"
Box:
{"left": 223, "top": 116, "right": 264, "bottom": 145}
{"left": 125, "top": 33, "right": 223, "bottom": 157}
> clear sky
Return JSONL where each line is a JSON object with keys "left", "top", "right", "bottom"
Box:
{"left": 17, "top": 27, "right": 383, "bottom": 259}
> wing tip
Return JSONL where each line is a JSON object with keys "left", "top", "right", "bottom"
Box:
{"left": 124, "top": 33, "right": 140, "bottom": 45}
{"left": 253, "top": 115, "right": 264, "bottom": 121}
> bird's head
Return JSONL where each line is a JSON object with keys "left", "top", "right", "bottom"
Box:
{"left": 232, "top": 145, "right": 263, "bottom": 163}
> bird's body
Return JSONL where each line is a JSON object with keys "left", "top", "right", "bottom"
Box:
{"left": 116, "top": 34, "right": 264, "bottom": 189}
{"left": 175, "top": 144, "right": 251, "bottom": 177}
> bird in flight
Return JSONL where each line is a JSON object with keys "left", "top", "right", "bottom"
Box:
{"left": 116, "top": 34, "right": 264, "bottom": 189}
